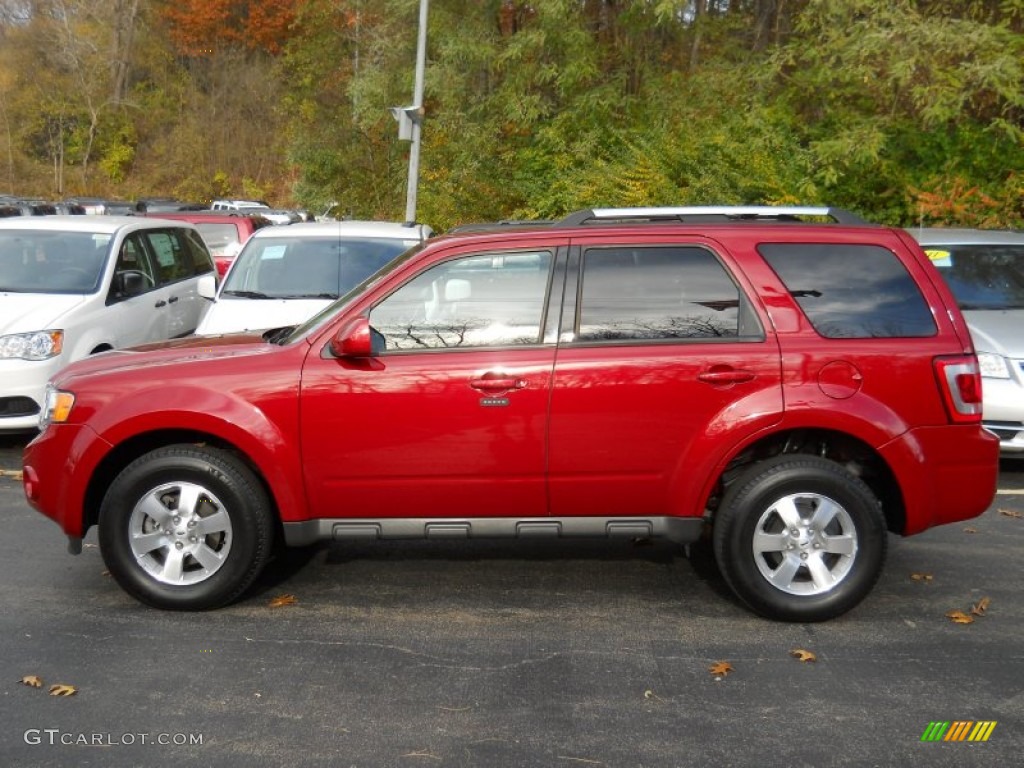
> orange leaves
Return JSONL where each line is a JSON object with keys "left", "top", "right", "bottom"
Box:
{"left": 946, "top": 597, "right": 991, "bottom": 625}
{"left": 946, "top": 610, "right": 974, "bottom": 625}
{"left": 971, "top": 597, "right": 991, "bottom": 616}
{"left": 910, "top": 573, "right": 934, "bottom": 583}
{"left": 268, "top": 594, "right": 298, "bottom": 608}
{"left": 159, "top": 0, "right": 297, "bottom": 57}
{"left": 999, "top": 509, "right": 1023, "bottom": 519}
{"left": 19, "top": 675, "right": 76, "bottom": 695}
{"left": 709, "top": 661, "right": 733, "bottom": 678}
{"left": 790, "top": 649, "right": 817, "bottom": 663}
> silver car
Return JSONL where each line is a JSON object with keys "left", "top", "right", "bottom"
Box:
{"left": 910, "top": 228, "right": 1024, "bottom": 457}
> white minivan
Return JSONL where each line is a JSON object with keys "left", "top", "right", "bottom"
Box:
{"left": 0, "top": 216, "right": 215, "bottom": 431}
{"left": 196, "top": 220, "right": 430, "bottom": 335}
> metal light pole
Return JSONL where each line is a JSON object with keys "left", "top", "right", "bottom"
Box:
{"left": 404, "top": 0, "right": 429, "bottom": 224}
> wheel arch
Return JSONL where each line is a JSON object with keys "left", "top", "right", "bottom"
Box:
{"left": 83, "top": 429, "right": 284, "bottom": 543}
{"left": 705, "top": 427, "right": 906, "bottom": 535}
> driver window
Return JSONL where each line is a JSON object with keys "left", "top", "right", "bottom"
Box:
{"left": 369, "top": 250, "right": 553, "bottom": 351}
{"left": 109, "top": 234, "right": 156, "bottom": 301}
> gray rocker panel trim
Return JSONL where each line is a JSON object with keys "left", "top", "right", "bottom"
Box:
{"left": 282, "top": 517, "right": 705, "bottom": 547}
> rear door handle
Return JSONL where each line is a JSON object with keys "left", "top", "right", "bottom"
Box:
{"left": 697, "top": 369, "right": 756, "bottom": 385}
{"left": 168, "top": 295, "right": 179, "bottom": 304}
{"left": 154, "top": 299, "right": 167, "bottom": 308}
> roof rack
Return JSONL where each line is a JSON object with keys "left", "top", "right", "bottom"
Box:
{"left": 557, "top": 206, "right": 869, "bottom": 226}
{"left": 447, "top": 219, "right": 557, "bottom": 234}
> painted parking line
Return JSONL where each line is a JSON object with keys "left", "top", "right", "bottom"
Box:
{"left": 996, "top": 489, "right": 1024, "bottom": 495}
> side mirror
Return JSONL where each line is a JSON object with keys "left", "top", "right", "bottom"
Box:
{"left": 330, "top": 316, "right": 373, "bottom": 358}
{"left": 197, "top": 274, "right": 217, "bottom": 300}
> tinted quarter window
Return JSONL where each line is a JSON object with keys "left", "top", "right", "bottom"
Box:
{"left": 759, "top": 243, "right": 937, "bottom": 338}
{"left": 370, "top": 251, "right": 553, "bottom": 350}
{"left": 577, "top": 246, "right": 754, "bottom": 342}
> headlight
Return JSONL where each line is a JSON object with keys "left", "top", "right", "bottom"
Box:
{"left": 39, "top": 385, "right": 75, "bottom": 429}
{"left": 977, "top": 352, "right": 1011, "bottom": 379}
{"left": 0, "top": 330, "right": 64, "bottom": 361}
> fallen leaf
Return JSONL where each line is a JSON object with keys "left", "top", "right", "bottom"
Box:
{"left": 709, "top": 661, "right": 733, "bottom": 677}
{"left": 20, "top": 675, "right": 43, "bottom": 688}
{"left": 268, "top": 594, "right": 297, "bottom": 608}
{"left": 971, "top": 597, "right": 991, "bottom": 616}
{"left": 963, "top": 527, "right": 977, "bottom": 534}
{"left": 790, "top": 649, "right": 817, "bottom": 662}
{"left": 910, "top": 573, "right": 934, "bottom": 583}
{"left": 945, "top": 610, "right": 974, "bottom": 625}
{"left": 999, "top": 509, "right": 1022, "bottom": 519}
{"left": 643, "top": 689, "right": 664, "bottom": 702}
{"left": 49, "top": 684, "right": 77, "bottom": 696}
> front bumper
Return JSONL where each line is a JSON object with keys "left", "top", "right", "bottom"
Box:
{"left": 982, "top": 364, "right": 1024, "bottom": 456}
{"left": 23, "top": 423, "right": 111, "bottom": 541}
{"left": 0, "top": 357, "right": 64, "bottom": 431}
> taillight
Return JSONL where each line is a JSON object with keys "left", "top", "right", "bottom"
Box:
{"left": 933, "top": 356, "right": 983, "bottom": 423}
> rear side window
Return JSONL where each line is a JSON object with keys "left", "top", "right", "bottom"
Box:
{"left": 759, "top": 243, "right": 936, "bottom": 338}
{"left": 577, "top": 246, "right": 759, "bottom": 342}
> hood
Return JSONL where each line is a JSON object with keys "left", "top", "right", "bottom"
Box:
{"left": 53, "top": 332, "right": 272, "bottom": 385}
{"left": 963, "top": 309, "right": 1024, "bottom": 358}
{"left": 197, "top": 297, "right": 332, "bottom": 335}
{"left": 0, "top": 293, "right": 87, "bottom": 334}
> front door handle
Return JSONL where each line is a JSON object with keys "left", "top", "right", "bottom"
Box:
{"left": 168, "top": 295, "right": 179, "bottom": 304}
{"left": 470, "top": 377, "right": 527, "bottom": 393}
{"left": 154, "top": 299, "right": 167, "bottom": 308}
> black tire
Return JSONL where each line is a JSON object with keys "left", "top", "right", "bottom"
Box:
{"left": 713, "top": 455, "right": 887, "bottom": 622}
{"left": 99, "top": 445, "right": 274, "bottom": 610}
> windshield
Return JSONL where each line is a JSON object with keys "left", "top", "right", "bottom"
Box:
{"left": 279, "top": 241, "right": 427, "bottom": 344}
{"left": 221, "top": 236, "right": 414, "bottom": 301}
{"left": 0, "top": 230, "right": 112, "bottom": 294}
{"left": 926, "top": 244, "right": 1024, "bottom": 310}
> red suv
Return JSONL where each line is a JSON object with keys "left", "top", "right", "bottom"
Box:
{"left": 22, "top": 206, "right": 999, "bottom": 621}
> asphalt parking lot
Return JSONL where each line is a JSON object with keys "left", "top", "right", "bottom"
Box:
{"left": 0, "top": 433, "right": 1022, "bottom": 767}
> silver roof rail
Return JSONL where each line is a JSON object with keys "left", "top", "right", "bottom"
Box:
{"left": 558, "top": 206, "right": 869, "bottom": 226}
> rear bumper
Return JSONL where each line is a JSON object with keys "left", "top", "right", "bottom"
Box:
{"left": 880, "top": 425, "right": 999, "bottom": 535}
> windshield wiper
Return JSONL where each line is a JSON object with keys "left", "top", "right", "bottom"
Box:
{"left": 288, "top": 293, "right": 338, "bottom": 299}
{"left": 222, "top": 289, "right": 273, "bottom": 299}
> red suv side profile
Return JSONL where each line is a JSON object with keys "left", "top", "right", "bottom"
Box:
{"left": 22, "top": 206, "right": 999, "bottom": 621}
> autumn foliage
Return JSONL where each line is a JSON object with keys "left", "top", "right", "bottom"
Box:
{"left": 158, "top": 0, "right": 297, "bottom": 56}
